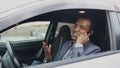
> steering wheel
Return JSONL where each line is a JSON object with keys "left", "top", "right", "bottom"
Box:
{"left": 5, "top": 41, "right": 23, "bottom": 68}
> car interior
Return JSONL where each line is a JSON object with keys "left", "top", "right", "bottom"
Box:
{"left": 0, "top": 9, "right": 110, "bottom": 68}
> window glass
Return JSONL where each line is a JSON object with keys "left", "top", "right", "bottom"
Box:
{"left": 117, "top": 13, "right": 120, "bottom": 23}
{"left": 0, "top": 21, "right": 50, "bottom": 42}
{"left": 55, "top": 22, "right": 74, "bottom": 37}
{"left": 116, "top": 5, "right": 120, "bottom": 23}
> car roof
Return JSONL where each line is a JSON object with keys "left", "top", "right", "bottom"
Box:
{"left": 0, "top": 0, "right": 119, "bottom": 14}
{"left": 0, "top": 0, "right": 120, "bottom": 32}
{"left": 0, "top": 0, "right": 119, "bottom": 19}
{"left": 0, "top": 0, "right": 119, "bottom": 11}
{"left": 0, "top": 0, "right": 119, "bottom": 20}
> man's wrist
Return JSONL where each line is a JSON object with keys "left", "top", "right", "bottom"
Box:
{"left": 46, "top": 56, "right": 52, "bottom": 62}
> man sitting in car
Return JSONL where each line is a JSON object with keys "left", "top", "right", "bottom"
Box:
{"left": 32, "top": 18, "right": 101, "bottom": 64}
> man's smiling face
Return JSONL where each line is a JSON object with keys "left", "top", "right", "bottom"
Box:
{"left": 72, "top": 18, "right": 91, "bottom": 41}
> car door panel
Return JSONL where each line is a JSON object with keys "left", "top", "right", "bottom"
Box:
{"left": 0, "top": 40, "right": 42, "bottom": 58}
{"left": 0, "top": 40, "right": 43, "bottom": 64}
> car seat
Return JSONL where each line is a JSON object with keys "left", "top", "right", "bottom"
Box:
{"left": 51, "top": 25, "right": 72, "bottom": 60}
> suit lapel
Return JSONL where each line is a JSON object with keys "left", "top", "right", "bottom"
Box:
{"left": 58, "top": 40, "right": 72, "bottom": 60}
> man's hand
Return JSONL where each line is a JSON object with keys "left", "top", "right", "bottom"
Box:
{"left": 76, "top": 32, "right": 90, "bottom": 45}
{"left": 42, "top": 41, "right": 52, "bottom": 62}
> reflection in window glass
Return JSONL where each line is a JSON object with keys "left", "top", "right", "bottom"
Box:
{"left": 117, "top": 6, "right": 120, "bottom": 23}
{"left": 117, "top": 13, "right": 120, "bottom": 23}
{"left": 0, "top": 21, "right": 50, "bottom": 42}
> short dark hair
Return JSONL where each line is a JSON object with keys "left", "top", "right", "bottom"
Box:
{"left": 76, "top": 18, "right": 94, "bottom": 31}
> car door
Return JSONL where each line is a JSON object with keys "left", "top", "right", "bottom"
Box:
{"left": 25, "top": 9, "right": 120, "bottom": 68}
{"left": 0, "top": 0, "right": 119, "bottom": 67}
{"left": 52, "top": 7, "right": 120, "bottom": 68}
{"left": 26, "top": 2, "right": 120, "bottom": 68}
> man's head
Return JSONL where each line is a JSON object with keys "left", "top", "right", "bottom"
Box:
{"left": 72, "top": 18, "right": 93, "bottom": 41}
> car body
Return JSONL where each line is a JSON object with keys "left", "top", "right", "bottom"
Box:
{"left": 0, "top": 0, "right": 120, "bottom": 68}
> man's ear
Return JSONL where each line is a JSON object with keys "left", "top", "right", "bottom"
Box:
{"left": 90, "top": 30, "right": 94, "bottom": 36}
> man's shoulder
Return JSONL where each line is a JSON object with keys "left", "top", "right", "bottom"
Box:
{"left": 63, "top": 40, "right": 72, "bottom": 45}
{"left": 85, "top": 42, "right": 100, "bottom": 49}
{"left": 84, "top": 42, "right": 101, "bottom": 55}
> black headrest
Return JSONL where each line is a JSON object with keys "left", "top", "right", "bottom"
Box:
{"left": 57, "top": 25, "right": 71, "bottom": 39}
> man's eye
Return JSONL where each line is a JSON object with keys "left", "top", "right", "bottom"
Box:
{"left": 80, "top": 26, "right": 86, "bottom": 30}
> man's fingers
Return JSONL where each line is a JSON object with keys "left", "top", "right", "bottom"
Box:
{"left": 49, "top": 44, "right": 52, "bottom": 49}
{"left": 42, "top": 41, "right": 46, "bottom": 46}
{"left": 44, "top": 45, "right": 48, "bottom": 52}
{"left": 48, "top": 44, "right": 52, "bottom": 52}
{"left": 80, "top": 31, "right": 87, "bottom": 36}
{"left": 86, "top": 38, "right": 90, "bottom": 41}
{"left": 42, "top": 41, "right": 49, "bottom": 51}
{"left": 83, "top": 32, "right": 90, "bottom": 37}
{"left": 80, "top": 30, "right": 86, "bottom": 33}
{"left": 42, "top": 41, "right": 51, "bottom": 54}
{"left": 42, "top": 41, "right": 48, "bottom": 47}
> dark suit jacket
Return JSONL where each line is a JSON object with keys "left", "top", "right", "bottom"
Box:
{"left": 54, "top": 40, "right": 101, "bottom": 61}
